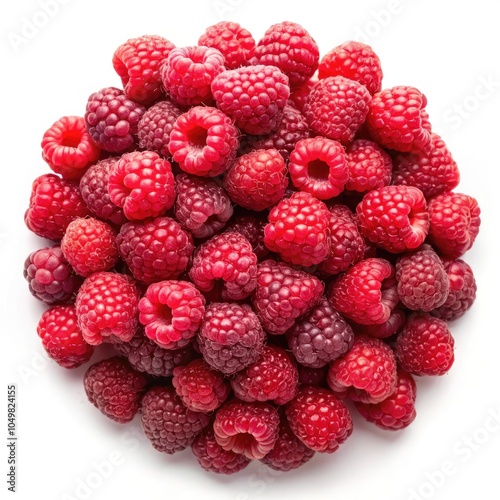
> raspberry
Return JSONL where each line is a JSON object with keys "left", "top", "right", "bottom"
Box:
{"left": 25, "top": 174, "right": 90, "bottom": 241}
{"left": 137, "top": 99, "right": 184, "bottom": 158}
{"left": 211, "top": 65, "right": 290, "bottom": 135}
{"left": 192, "top": 428, "right": 250, "bottom": 474}
{"left": 84, "top": 357, "right": 148, "bottom": 423}
{"left": 367, "top": 86, "right": 431, "bottom": 153}
{"left": 356, "top": 185, "right": 429, "bottom": 253}
{"left": 264, "top": 191, "right": 331, "bottom": 266}
{"left": 298, "top": 365, "right": 328, "bottom": 387}
{"left": 198, "top": 21, "right": 255, "bottom": 69}
{"left": 354, "top": 307, "right": 406, "bottom": 339}
{"left": 396, "top": 244, "right": 450, "bottom": 311}
{"left": 328, "top": 258, "right": 398, "bottom": 325}
{"left": 79, "top": 158, "right": 126, "bottom": 225}
{"left": 288, "top": 137, "right": 348, "bottom": 200}
{"left": 161, "top": 46, "right": 225, "bottom": 106}
{"left": 304, "top": 76, "right": 371, "bottom": 144}
{"left": 189, "top": 232, "right": 257, "bottom": 301}
{"left": 108, "top": 151, "right": 175, "bottom": 220}
{"left": 392, "top": 134, "right": 460, "bottom": 198}
{"left": 76, "top": 272, "right": 140, "bottom": 345}
{"left": 169, "top": 106, "right": 239, "bottom": 177}
{"left": 141, "top": 386, "right": 210, "bottom": 454}
{"left": 213, "top": 400, "right": 280, "bottom": 460}
{"left": 285, "top": 386, "right": 353, "bottom": 453}
{"left": 24, "top": 246, "right": 82, "bottom": 304}
{"left": 355, "top": 369, "right": 417, "bottom": 431}
{"left": 114, "top": 329, "right": 198, "bottom": 378}
{"left": 226, "top": 213, "right": 269, "bottom": 260}
{"left": 84, "top": 87, "right": 146, "bottom": 153}
{"left": 231, "top": 345, "right": 299, "bottom": 405}
{"left": 428, "top": 192, "right": 481, "bottom": 258}
{"left": 287, "top": 297, "right": 354, "bottom": 368}
{"left": 173, "top": 359, "right": 230, "bottom": 412}
{"left": 318, "top": 41, "right": 383, "bottom": 95}
{"left": 261, "top": 420, "right": 315, "bottom": 471}
{"left": 345, "top": 139, "right": 392, "bottom": 193}
{"left": 112, "top": 35, "right": 175, "bottom": 104}
{"left": 251, "top": 21, "right": 319, "bottom": 88}
{"left": 138, "top": 280, "right": 205, "bottom": 349}
{"left": 223, "top": 149, "right": 288, "bottom": 211}
{"left": 116, "top": 217, "right": 194, "bottom": 284}
{"left": 174, "top": 173, "right": 233, "bottom": 239}
{"left": 198, "top": 302, "right": 265, "bottom": 375}
{"left": 41, "top": 116, "right": 100, "bottom": 180}
{"left": 395, "top": 313, "right": 455, "bottom": 376}
{"left": 290, "top": 76, "right": 317, "bottom": 112}
{"left": 61, "top": 217, "right": 119, "bottom": 277}
{"left": 431, "top": 258, "right": 477, "bottom": 321}
{"left": 252, "top": 260, "right": 323, "bottom": 335}
{"left": 327, "top": 335, "right": 397, "bottom": 403}
{"left": 37, "top": 305, "right": 93, "bottom": 368}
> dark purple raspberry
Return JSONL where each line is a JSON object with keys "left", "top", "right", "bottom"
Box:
{"left": 225, "top": 213, "right": 269, "bottom": 260}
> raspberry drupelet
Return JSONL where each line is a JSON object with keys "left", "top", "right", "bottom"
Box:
{"left": 225, "top": 213, "right": 269, "bottom": 260}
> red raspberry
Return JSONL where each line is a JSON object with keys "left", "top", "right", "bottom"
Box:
{"left": 211, "top": 65, "right": 290, "bottom": 135}
{"left": 318, "top": 41, "right": 383, "bottom": 95}
{"left": 24, "top": 246, "right": 82, "bottom": 304}
{"left": 198, "top": 21, "right": 255, "bottom": 69}
{"left": 367, "top": 86, "right": 431, "bottom": 153}
{"left": 189, "top": 232, "right": 257, "bottom": 301}
{"left": 354, "top": 307, "right": 406, "bottom": 340}
{"left": 41, "top": 116, "right": 100, "bottom": 180}
{"left": 191, "top": 428, "right": 250, "bottom": 474}
{"left": 356, "top": 185, "right": 429, "bottom": 253}
{"left": 392, "top": 134, "right": 460, "bottom": 198}
{"left": 61, "top": 217, "right": 119, "bottom": 277}
{"left": 161, "top": 46, "right": 225, "bottom": 106}
{"left": 112, "top": 35, "right": 175, "bottom": 104}
{"left": 116, "top": 217, "right": 194, "bottom": 284}
{"left": 169, "top": 106, "right": 239, "bottom": 177}
{"left": 226, "top": 213, "right": 269, "bottom": 260}
{"left": 251, "top": 21, "right": 319, "bottom": 88}
{"left": 328, "top": 258, "right": 398, "bottom": 325}
{"left": 327, "top": 335, "right": 397, "bottom": 404}
{"left": 396, "top": 244, "right": 450, "bottom": 311}
{"left": 198, "top": 302, "right": 265, "bottom": 375}
{"left": 108, "top": 151, "right": 175, "bottom": 220}
{"left": 288, "top": 137, "right": 348, "bottom": 200}
{"left": 290, "top": 76, "right": 317, "bottom": 112}
{"left": 138, "top": 280, "right": 205, "bottom": 349}
{"left": 428, "top": 192, "right": 481, "bottom": 258}
{"left": 261, "top": 420, "right": 315, "bottom": 471}
{"left": 140, "top": 386, "right": 210, "bottom": 454}
{"left": 25, "top": 174, "right": 90, "bottom": 241}
{"left": 304, "top": 76, "right": 371, "bottom": 144}
{"left": 213, "top": 400, "right": 280, "bottom": 460}
{"left": 223, "top": 149, "right": 288, "bottom": 211}
{"left": 173, "top": 359, "right": 230, "bottom": 412}
{"left": 285, "top": 386, "right": 353, "bottom": 453}
{"left": 137, "top": 99, "right": 184, "bottom": 158}
{"left": 345, "top": 139, "right": 392, "bottom": 193}
{"left": 355, "top": 369, "right": 417, "bottom": 431}
{"left": 76, "top": 271, "right": 140, "bottom": 345}
{"left": 431, "top": 258, "right": 477, "bottom": 321}
{"left": 298, "top": 365, "right": 328, "bottom": 387}
{"left": 84, "top": 357, "right": 148, "bottom": 423}
{"left": 287, "top": 297, "right": 354, "bottom": 368}
{"left": 231, "top": 345, "right": 299, "bottom": 405}
{"left": 84, "top": 87, "right": 146, "bottom": 153}
{"left": 395, "top": 313, "right": 455, "bottom": 376}
{"left": 174, "top": 173, "right": 233, "bottom": 239}
{"left": 37, "top": 305, "right": 93, "bottom": 368}
{"left": 252, "top": 260, "right": 324, "bottom": 335}
{"left": 79, "top": 158, "right": 126, "bottom": 225}
{"left": 264, "top": 191, "right": 331, "bottom": 267}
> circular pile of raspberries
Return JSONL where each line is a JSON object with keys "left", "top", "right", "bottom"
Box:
{"left": 24, "top": 21, "right": 480, "bottom": 474}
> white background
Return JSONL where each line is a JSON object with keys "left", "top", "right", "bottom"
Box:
{"left": 2, "top": 1, "right": 499, "bottom": 499}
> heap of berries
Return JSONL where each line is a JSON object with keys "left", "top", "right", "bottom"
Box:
{"left": 24, "top": 21, "right": 480, "bottom": 474}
